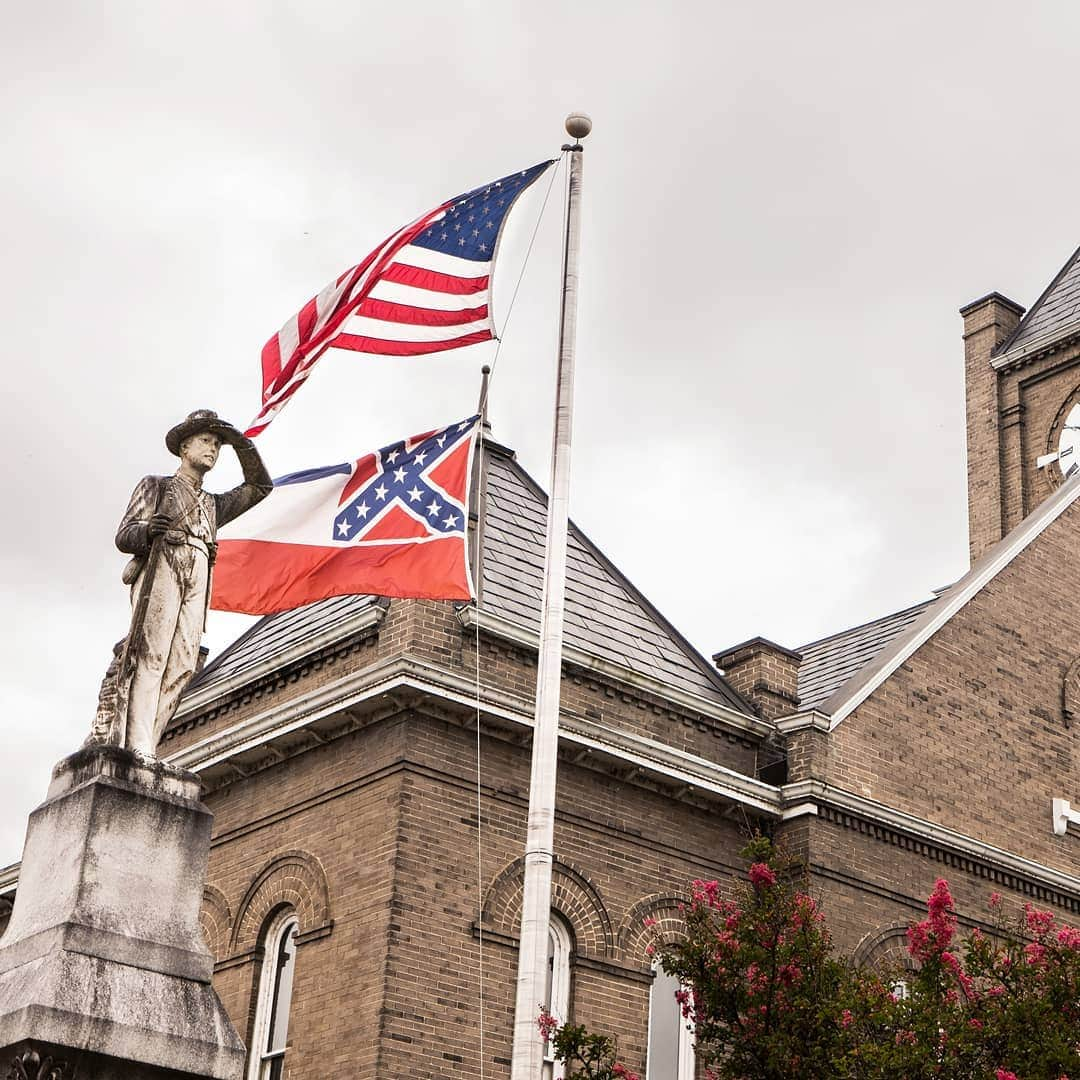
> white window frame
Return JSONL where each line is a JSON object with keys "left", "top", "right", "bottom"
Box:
{"left": 247, "top": 910, "right": 300, "bottom": 1080}
{"left": 646, "top": 960, "right": 694, "bottom": 1080}
{"left": 542, "top": 915, "right": 572, "bottom": 1080}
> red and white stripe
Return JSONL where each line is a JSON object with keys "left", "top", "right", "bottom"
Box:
{"left": 247, "top": 203, "right": 493, "bottom": 437}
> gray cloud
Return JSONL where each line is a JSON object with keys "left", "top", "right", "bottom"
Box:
{"left": 3, "top": 0, "right": 1079, "bottom": 860}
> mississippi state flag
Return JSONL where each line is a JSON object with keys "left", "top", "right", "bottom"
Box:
{"left": 212, "top": 416, "right": 480, "bottom": 614}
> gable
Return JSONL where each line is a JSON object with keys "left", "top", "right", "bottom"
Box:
{"left": 797, "top": 600, "right": 936, "bottom": 711}
{"left": 820, "top": 471, "right": 1080, "bottom": 727}
{"left": 823, "top": 489, "right": 1080, "bottom": 873}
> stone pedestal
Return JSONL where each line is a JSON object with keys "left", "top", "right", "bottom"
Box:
{"left": 0, "top": 746, "right": 245, "bottom": 1079}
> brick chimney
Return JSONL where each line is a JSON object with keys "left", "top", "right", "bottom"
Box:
{"left": 960, "top": 292, "right": 1024, "bottom": 564}
{"left": 713, "top": 637, "right": 801, "bottom": 720}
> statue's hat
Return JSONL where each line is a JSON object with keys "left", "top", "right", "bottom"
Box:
{"left": 165, "top": 409, "right": 243, "bottom": 456}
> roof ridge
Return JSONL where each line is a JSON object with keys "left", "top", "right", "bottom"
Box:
{"left": 798, "top": 598, "right": 937, "bottom": 653}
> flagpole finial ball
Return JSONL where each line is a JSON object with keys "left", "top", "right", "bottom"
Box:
{"left": 565, "top": 113, "right": 592, "bottom": 140}
{"left": 482, "top": 365, "right": 491, "bottom": 375}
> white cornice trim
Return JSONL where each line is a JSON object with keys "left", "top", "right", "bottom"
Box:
{"left": 557, "top": 717, "right": 784, "bottom": 814}
{"left": 824, "top": 472, "right": 1080, "bottom": 730}
{"left": 173, "top": 601, "right": 388, "bottom": 720}
{"left": 164, "top": 651, "right": 785, "bottom": 813}
{"left": 4, "top": 735, "right": 1077, "bottom": 903}
{"left": 786, "top": 780, "right": 1080, "bottom": 897}
{"left": 774, "top": 710, "right": 831, "bottom": 734}
{"left": 991, "top": 329, "right": 1080, "bottom": 371}
{"left": 458, "top": 606, "right": 772, "bottom": 739}
{"left": 165, "top": 653, "right": 527, "bottom": 772}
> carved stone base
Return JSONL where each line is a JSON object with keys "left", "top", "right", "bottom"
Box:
{"left": 0, "top": 747, "right": 244, "bottom": 1079}
{"left": 5, "top": 1038, "right": 212, "bottom": 1079}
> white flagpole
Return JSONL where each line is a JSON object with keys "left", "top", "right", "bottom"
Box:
{"left": 509, "top": 112, "right": 591, "bottom": 1079}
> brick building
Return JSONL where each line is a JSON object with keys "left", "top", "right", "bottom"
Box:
{"left": 4, "top": 246, "right": 1080, "bottom": 1078}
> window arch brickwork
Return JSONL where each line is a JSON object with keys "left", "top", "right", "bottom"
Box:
{"left": 852, "top": 923, "right": 919, "bottom": 974}
{"left": 230, "top": 850, "right": 333, "bottom": 956}
{"left": 481, "top": 856, "right": 613, "bottom": 959}
{"left": 619, "top": 895, "right": 688, "bottom": 966}
{"left": 200, "top": 884, "right": 233, "bottom": 963}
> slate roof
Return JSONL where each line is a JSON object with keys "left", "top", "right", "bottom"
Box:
{"left": 481, "top": 447, "right": 748, "bottom": 710}
{"left": 185, "top": 442, "right": 750, "bottom": 714}
{"left": 187, "top": 594, "right": 384, "bottom": 696}
{"left": 796, "top": 599, "right": 937, "bottom": 711}
{"left": 996, "top": 244, "right": 1080, "bottom": 365}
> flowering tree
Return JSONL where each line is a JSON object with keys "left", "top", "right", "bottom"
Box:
{"left": 653, "top": 837, "right": 875, "bottom": 1079}
{"left": 540, "top": 838, "right": 1080, "bottom": 1080}
{"left": 871, "top": 881, "right": 1080, "bottom": 1079}
{"left": 537, "top": 1009, "right": 639, "bottom": 1080}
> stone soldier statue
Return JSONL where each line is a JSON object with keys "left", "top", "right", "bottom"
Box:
{"left": 89, "top": 410, "right": 272, "bottom": 757}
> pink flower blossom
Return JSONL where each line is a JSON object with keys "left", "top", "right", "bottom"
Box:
{"left": 840, "top": 1009, "right": 853, "bottom": 1028}
{"left": 642, "top": 916, "right": 658, "bottom": 928}
{"left": 691, "top": 879, "right": 721, "bottom": 907}
{"left": 995, "top": 1071, "right": 1019, "bottom": 1080}
{"left": 778, "top": 962, "right": 802, "bottom": 987}
{"left": 1024, "top": 903, "right": 1056, "bottom": 936}
{"left": 537, "top": 1008, "right": 559, "bottom": 1043}
{"left": 748, "top": 863, "right": 777, "bottom": 888}
{"left": 908, "top": 879, "right": 957, "bottom": 961}
{"left": 1056, "top": 926, "right": 1080, "bottom": 948}
{"left": 989, "top": 891, "right": 1003, "bottom": 908}
{"left": 1024, "top": 941, "right": 1048, "bottom": 965}
{"left": 612, "top": 1064, "right": 640, "bottom": 1080}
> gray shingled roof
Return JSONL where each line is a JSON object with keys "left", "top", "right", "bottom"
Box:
{"left": 185, "top": 443, "right": 749, "bottom": 713}
{"left": 187, "top": 593, "right": 383, "bottom": 695}
{"left": 996, "top": 245, "right": 1080, "bottom": 365}
{"left": 482, "top": 448, "right": 747, "bottom": 710}
{"left": 797, "top": 599, "right": 936, "bottom": 711}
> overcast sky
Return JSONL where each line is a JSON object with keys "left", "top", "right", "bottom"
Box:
{"left": 2, "top": 1, "right": 1079, "bottom": 863}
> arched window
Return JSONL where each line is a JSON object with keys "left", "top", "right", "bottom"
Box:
{"left": 646, "top": 962, "right": 694, "bottom": 1080}
{"left": 248, "top": 910, "right": 299, "bottom": 1080}
{"left": 542, "top": 914, "right": 572, "bottom": 1080}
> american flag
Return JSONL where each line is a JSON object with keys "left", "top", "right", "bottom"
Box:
{"left": 246, "top": 161, "right": 555, "bottom": 437}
